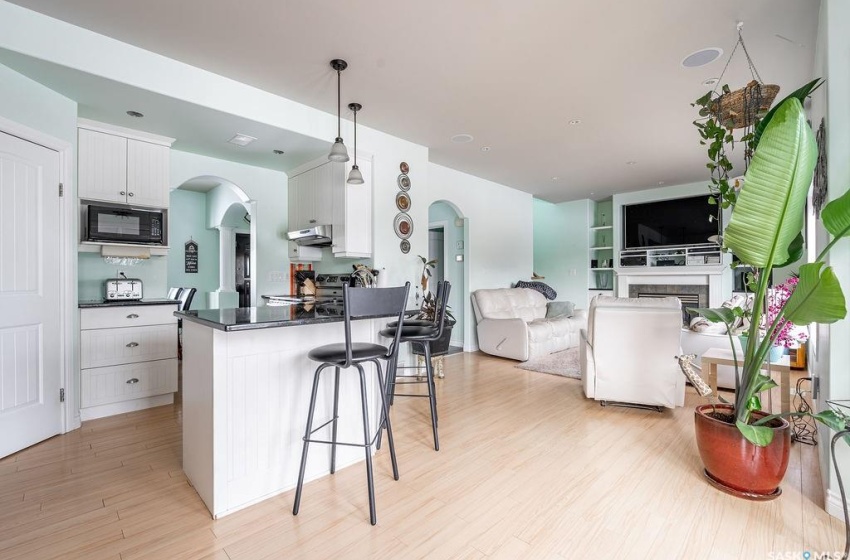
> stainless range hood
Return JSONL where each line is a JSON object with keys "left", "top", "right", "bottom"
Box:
{"left": 287, "top": 225, "right": 333, "bottom": 247}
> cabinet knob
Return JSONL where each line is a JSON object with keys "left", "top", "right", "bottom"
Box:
{"left": 126, "top": 378, "right": 140, "bottom": 384}
{"left": 126, "top": 342, "right": 139, "bottom": 348}
{"left": 120, "top": 191, "right": 126, "bottom": 196}
{"left": 128, "top": 192, "right": 134, "bottom": 197}
{"left": 126, "top": 313, "right": 139, "bottom": 319}
{"left": 309, "top": 219, "right": 317, "bottom": 224}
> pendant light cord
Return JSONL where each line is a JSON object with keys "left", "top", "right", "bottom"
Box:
{"left": 353, "top": 108, "right": 357, "bottom": 161}
{"left": 337, "top": 69, "right": 342, "bottom": 138}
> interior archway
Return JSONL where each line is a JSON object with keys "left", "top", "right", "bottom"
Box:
{"left": 428, "top": 199, "right": 470, "bottom": 351}
{"left": 169, "top": 176, "right": 257, "bottom": 309}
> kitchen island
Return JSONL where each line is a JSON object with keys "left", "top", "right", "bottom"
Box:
{"left": 177, "top": 303, "right": 403, "bottom": 519}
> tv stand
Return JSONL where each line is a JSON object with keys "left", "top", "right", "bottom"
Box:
{"left": 619, "top": 244, "right": 721, "bottom": 268}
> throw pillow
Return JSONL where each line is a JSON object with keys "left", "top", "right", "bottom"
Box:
{"left": 546, "top": 301, "right": 575, "bottom": 318}
{"left": 515, "top": 280, "right": 557, "bottom": 300}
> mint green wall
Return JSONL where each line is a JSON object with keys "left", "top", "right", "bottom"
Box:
{"left": 78, "top": 253, "right": 168, "bottom": 300}
{"left": 0, "top": 63, "right": 77, "bottom": 147}
{"left": 167, "top": 189, "right": 220, "bottom": 309}
{"left": 429, "top": 201, "right": 465, "bottom": 346}
{"left": 532, "top": 198, "right": 590, "bottom": 308}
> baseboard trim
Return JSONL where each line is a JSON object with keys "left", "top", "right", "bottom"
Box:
{"left": 80, "top": 393, "right": 174, "bottom": 421}
{"left": 826, "top": 488, "right": 847, "bottom": 521}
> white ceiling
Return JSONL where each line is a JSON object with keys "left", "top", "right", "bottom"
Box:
{"left": 6, "top": 0, "right": 821, "bottom": 202}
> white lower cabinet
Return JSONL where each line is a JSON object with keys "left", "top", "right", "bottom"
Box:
{"left": 80, "top": 304, "right": 178, "bottom": 420}
{"left": 81, "top": 359, "right": 178, "bottom": 408}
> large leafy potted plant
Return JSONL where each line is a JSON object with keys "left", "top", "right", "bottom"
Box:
{"left": 691, "top": 92, "right": 850, "bottom": 499}
{"left": 413, "top": 255, "right": 455, "bottom": 356}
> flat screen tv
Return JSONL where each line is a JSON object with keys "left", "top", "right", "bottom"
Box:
{"left": 622, "top": 194, "right": 720, "bottom": 250}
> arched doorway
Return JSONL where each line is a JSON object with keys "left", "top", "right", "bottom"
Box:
{"left": 428, "top": 200, "right": 469, "bottom": 351}
{"left": 169, "top": 176, "right": 257, "bottom": 309}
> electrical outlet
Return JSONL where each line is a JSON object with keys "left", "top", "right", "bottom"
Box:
{"left": 269, "top": 271, "right": 286, "bottom": 282}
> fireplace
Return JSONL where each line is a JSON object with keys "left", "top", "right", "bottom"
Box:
{"left": 628, "top": 284, "right": 709, "bottom": 327}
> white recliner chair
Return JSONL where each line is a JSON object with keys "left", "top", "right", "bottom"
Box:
{"left": 580, "top": 295, "right": 685, "bottom": 409}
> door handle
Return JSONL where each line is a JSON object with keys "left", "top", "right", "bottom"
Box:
{"left": 126, "top": 378, "right": 139, "bottom": 384}
{"left": 126, "top": 342, "right": 139, "bottom": 348}
{"left": 126, "top": 314, "right": 139, "bottom": 319}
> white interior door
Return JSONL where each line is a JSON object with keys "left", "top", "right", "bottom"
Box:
{"left": 0, "top": 131, "right": 62, "bottom": 458}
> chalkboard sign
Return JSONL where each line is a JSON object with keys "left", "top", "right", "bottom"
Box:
{"left": 185, "top": 240, "right": 198, "bottom": 273}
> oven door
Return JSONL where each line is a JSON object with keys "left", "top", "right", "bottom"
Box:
{"left": 86, "top": 205, "right": 164, "bottom": 244}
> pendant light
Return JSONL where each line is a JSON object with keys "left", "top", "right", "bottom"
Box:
{"left": 347, "top": 102, "right": 364, "bottom": 184}
{"left": 328, "top": 59, "right": 350, "bottom": 162}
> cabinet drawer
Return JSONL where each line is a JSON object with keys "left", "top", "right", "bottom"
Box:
{"left": 81, "top": 358, "right": 178, "bottom": 408}
{"left": 81, "top": 305, "right": 178, "bottom": 329}
{"left": 81, "top": 324, "right": 177, "bottom": 369}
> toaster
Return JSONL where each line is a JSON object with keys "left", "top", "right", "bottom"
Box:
{"left": 104, "top": 278, "right": 143, "bottom": 301}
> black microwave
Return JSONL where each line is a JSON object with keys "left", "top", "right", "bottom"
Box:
{"left": 85, "top": 205, "right": 165, "bottom": 245}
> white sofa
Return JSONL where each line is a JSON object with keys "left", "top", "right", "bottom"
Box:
{"left": 471, "top": 288, "right": 587, "bottom": 361}
{"left": 580, "top": 295, "right": 685, "bottom": 409}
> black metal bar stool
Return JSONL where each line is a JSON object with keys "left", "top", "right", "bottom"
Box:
{"left": 292, "top": 282, "right": 409, "bottom": 526}
{"left": 378, "top": 281, "right": 451, "bottom": 452}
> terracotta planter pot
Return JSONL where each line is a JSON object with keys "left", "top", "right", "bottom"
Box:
{"left": 694, "top": 404, "right": 791, "bottom": 500}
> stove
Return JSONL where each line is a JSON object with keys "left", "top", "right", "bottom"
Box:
{"left": 314, "top": 274, "right": 353, "bottom": 298}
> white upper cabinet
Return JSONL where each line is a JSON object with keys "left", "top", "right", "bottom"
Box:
{"left": 126, "top": 139, "right": 170, "bottom": 208}
{"left": 287, "top": 157, "right": 372, "bottom": 258}
{"left": 78, "top": 128, "right": 128, "bottom": 204}
{"left": 77, "top": 120, "right": 174, "bottom": 208}
{"left": 288, "top": 163, "right": 334, "bottom": 230}
{"left": 333, "top": 156, "right": 372, "bottom": 258}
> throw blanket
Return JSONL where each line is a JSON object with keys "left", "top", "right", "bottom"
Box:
{"left": 515, "top": 280, "right": 557, "bottom": 300}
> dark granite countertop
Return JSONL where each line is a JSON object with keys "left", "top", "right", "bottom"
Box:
{"left": 79, "top": 299, "right": 179, "bottom": 309}
{"left": 176, "top": 304, "right": 416, "bottom": 332}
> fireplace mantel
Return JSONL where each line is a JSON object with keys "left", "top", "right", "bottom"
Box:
{"left": 616, "top": 267, "right": 728, "bottom": 308}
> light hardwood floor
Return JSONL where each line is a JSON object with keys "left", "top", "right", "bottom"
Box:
{"left": 0, "top": 352, "right": 843, "bottom": 559}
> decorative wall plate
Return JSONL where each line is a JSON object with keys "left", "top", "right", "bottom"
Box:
{"left": 400, "top": 161, "right": 409, "bottom": 174}
{"left": 397, "top": 173, "right": 411, "bottom": 191}
{"left": 394, "top": 212, "right": 413, "bottom": 239}
{"left": 395, "top": 191, "right": 411, "bottom": 211}
{"left": 400, "top": 239, "right": 410, "bottom": 254}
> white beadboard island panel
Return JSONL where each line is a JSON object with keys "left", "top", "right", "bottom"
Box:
{"left": 182, "top": 318, "right": 384, "bottom": 518}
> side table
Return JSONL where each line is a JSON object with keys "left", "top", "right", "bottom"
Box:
{"left": 701, "top": 348, "right": 791, "bottom": 414}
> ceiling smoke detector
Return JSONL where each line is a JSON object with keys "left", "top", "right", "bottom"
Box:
{"left": 227, "top": 133, "right": 257, "bottom": 147}
{"left": 273, "top": 149, "right": 285, "bottom": 155}
{"left": 451, "top": 133, "right": 474, "bottom": 144}
{"left": 481, "top": 146, "right": 491, "bottom": 152}
{"left": 681, "top": 47, "right": 723, "bottom": 68}
{"left": 568, "top": 119, "right": 582, "bottom": 125}
{"left": 126, "top": 110, "right": 144, "bottom": 118}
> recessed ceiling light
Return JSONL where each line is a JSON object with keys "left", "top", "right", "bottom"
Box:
{"left": 273, "top": 149, "right": 285, "bottom": 155}
{"left": 480, "top": 146, "right": 491, "bottom": 152}
{"left": 227, "top": 133, "right": 257, "bottom": 147}
{"left": 702, "top": 78, "right": 719, "bottom": 87}
{"left": 568, "top": 119, "right": 582, "bottom": 125}
{"left": 626, "top": 161, "right": 638, "bottom": 165}
{"left": 451, "top": 133, "right": 474, "bottom": 144}
{"left": 126, "top": 110, "right": 144, "bottom": 118}
{"left": 681, "top": 47, "right": 723, "bottom": 68}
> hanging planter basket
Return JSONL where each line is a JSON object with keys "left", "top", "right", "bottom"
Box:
{"left": 710, "top": 80, "right": 780, "bottom": 130}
